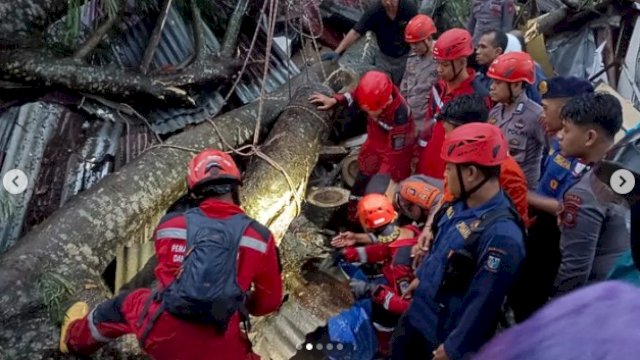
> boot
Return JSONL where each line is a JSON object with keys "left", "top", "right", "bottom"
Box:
{"left": 59, "top": 302, "right": 90, "bottom": 353}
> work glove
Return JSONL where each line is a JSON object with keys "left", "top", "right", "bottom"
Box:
{"left": 349, "top": 280, "right": 372, "bottom": 298}
{"left": 320, "top": 51, "right": 340, "bottom": 62}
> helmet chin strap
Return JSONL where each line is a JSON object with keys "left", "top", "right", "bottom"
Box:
{"left": 455, "top": 164, "right": 490, "bottom": 207}
{"left": 450, "top": 60, "right": 464, "bottom": 81}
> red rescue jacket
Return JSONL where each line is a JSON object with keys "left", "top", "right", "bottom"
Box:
{"left": 342, "top": 225, "right": 419, "bottom": 314}
{"left": 335, "top": 86, "right": 416, "bottom": 181}
{"left": 415, "top": 68, "right": 492, "bottom": 179}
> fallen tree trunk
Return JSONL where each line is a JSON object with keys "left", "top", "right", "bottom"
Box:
{"left": 240, "top": 83, "right": 335, "bottom": 242}
{"left": 0, "top": 70, "right": 321, "bottom": 355}
{"left": 0, "top": 49, "right": 242, "bottom": 106}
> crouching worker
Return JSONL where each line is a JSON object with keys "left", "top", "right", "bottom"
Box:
{"left": 309, "top": 71, "right": 416, "bottom": 221}
{"left": 331, "top": 175, "right": 442, "bottom": 248}
{"left": 59, "top": 149, "right": 283, "bottom": 360}
{"left": 334, "top": 194, "right": 420, "bottom": 357}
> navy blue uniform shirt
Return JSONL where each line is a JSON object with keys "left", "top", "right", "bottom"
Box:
{"left": 407, "top": 191, "right": 525, "bottom": 359}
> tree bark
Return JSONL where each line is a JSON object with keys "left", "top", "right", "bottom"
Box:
{"left": 0, "top": 69, "right": 320, "bottom": 343}
{"left": 240, "top": 83, "right": 336, "bottom": 242}
{"left": 0, "top": 49, "right": 242, "bottom": 106}
{"left": 0, "top": 0, "right": 69, "bottom": 47}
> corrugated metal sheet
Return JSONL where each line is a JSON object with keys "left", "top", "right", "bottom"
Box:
{"left": 93, "top": 5, "right": 299, "bottom": 134}
{"left": 115, "top": 240, "right": 156, "bottom": 292}
{"left": 0, "top": 102, "right": 64, "bottom": 251}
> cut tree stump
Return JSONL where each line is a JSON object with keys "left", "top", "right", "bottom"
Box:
{"left": 305, "top": 186, "right": 350, "bottom": 228}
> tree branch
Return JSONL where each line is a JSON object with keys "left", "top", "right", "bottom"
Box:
{"left": 190, "top": 0, "right": 206, "bottom": 62}
{"left": 0, "top": 49, "right": 242, "bottom": 106}
{"left": 221, "top": 0, "right": 250, "bottom": 57}
{"left": 72, "top": 10, "right": 123, "bottom": 61}
{"left": 140, "top": 0, "right": 174, "bottom": 74}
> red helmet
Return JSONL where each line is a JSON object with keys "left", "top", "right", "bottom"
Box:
{"left": 354, "top": 71, "right": 393, "bottom": 112}
{"left": 405, "top": 14, "right": 437, "bottom": 43}
{"left": 357, "top": 194, "right": 396, "bottom": 230}
{"left": 441, "top": 123, "right": 508, "bottom": 166}
{"left": 399, "top": 178, "right": 442, "bottom": 210}
{"left": 186, "top": 149, "right": 241, "bottom": 190}
{"left": 433, "top": 28, "right": 474, "bottom": 61}
{"left": 487, "top": 52, "right": 536, "bottom": 84}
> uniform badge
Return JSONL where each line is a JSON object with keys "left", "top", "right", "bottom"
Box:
{"left": 515, "top": 102, "right": 525, "bottom": 114}
{"left": 470, "top": 219, "right": 481, "bottom": 230}
{"left": 553, "top": 154, "right": 571, "bottom": 169}
{"left": 514, "top": 119, "right": 525, "bottom": 129}
{"left": 573, "top": 162, "right": 587, "bottom": 176}
{"left": 539, "top": 81, "right": 548, "bottom": 95}
{"left": 446, "top": 206, "right": 455, "bottom": 219}
{"left": 392, "top": 134, "right": 406, "bottom": 150}
{"left": 550, "top": 179, "right": 558, "bottom": 190}
{"left": 485, "top": 254, "right": 502, "bottom": 272}
{"left": 561, "top": 194, "right": 583, "bottom": 228}
{"left": 509, "top": 138, "right": 521, "bottom": 147}
{"left": 488, "top": 118, "right": 497, "bottom": 125}
{"left": 456, "top": 221, "right": 471, "bottom": 239}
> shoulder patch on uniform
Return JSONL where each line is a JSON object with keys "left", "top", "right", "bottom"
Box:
{"left": 515, "top": 102, "right": 525, "bottom": 114}
{"left": 485, "top": 253, "right": 503, "bottom": 273}
{"left": 553, "top": 154, "right": 571, "bottom": 169}
{"left": 489, "top": 117, "right": 497, "bottom": 125}
{"left": 509, "top": 138, "right": 521, "bottom": 147}
{"left": 561, "top": 193, "right": 583, "bottom": 228}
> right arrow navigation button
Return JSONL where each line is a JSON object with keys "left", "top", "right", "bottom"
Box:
{"left": 610, "top": 169, "right": 635, "bottom": 195}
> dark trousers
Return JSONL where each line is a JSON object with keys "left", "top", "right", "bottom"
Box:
{"left": 391, "top": 313, "right": 436, "bottom": 360}
{"left": 510, "top": 210, "right": 562, "bottom": 322}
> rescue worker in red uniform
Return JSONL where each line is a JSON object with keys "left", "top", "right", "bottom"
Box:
{"left": 59, "top": 149, "right": 283, "bottom": 360}
{"left": 309, "top": 70, "right": 416, "bottom": 219}
{"left": 415, "top": 28, "right": 492, "bottom": 180}
{"left": 335, "top": 193, "right": 420, "bottom": 357}
{"left": 331, "top": 175, "right": 442, "bottom": 247}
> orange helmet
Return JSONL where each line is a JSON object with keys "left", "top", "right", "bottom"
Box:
{"left": 405, "top": 14, "right": 437, "bottom": 43}
{"left": 433, "top": 28, "right": 474, "bottom": 61}
{"left": 353, "top": 71, "right": 393, "bottom": 112}
{"left": 441, "top": 123, "right": 508, "bottom": 166}
{"left": 399, "top": 177, "right": 442, "bottom": 210}
{"left": 357, "top": 194, "right": 396, "bottom": 230}
{"left": 487, "top": 52, "right": 536, "bottom": 84}
{"left": 187, "top": 149, "right": 241, "bottom": 190}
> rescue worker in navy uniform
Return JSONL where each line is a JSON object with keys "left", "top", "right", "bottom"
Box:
{"left": 472, "top": 130, "right": 640, "bottom": 360}
{"left": 467, "top": 0, "right": 515, "bottom": 45}
{"left": 487, "top": 51, "right": 545, "bottom": 189}
{"left": 552, "top": 92, "right": 629, "bottom": 296}
{"left": 510, "top": 77, "right": 594, "bottom": 322}
{"left": 391, "top": 123, "right": 525, "bottom": 360}
{"left": 321, "top": 0, "right": 418, "bottom": 84}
